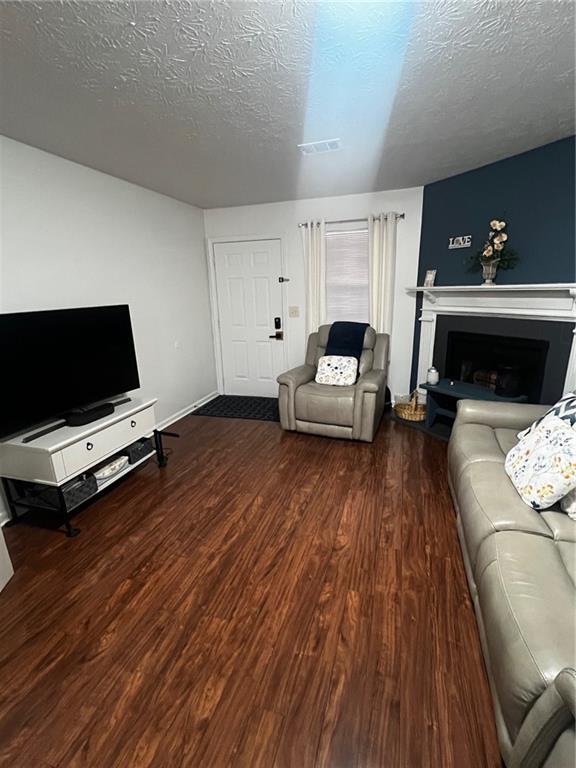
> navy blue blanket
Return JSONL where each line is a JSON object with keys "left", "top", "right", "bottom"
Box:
{"left": 325, "top": 321, "right": 369, "bottom": 361}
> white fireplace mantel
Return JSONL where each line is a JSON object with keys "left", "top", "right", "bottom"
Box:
{"left": 407, "top": 283, "right": 576, "bottom": 394}
{"left": 409, "top": 283, "right": 576, "bottom": 293}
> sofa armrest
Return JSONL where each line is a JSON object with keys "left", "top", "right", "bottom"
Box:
{"left": 356, "top": 369, "right": 386, "bottom": 394}
{"left": 510, "top": 668, "right": 576, "bottom": 768}
{"left": 352, "top": 369, "right": 387, "bottom": 441}
{"left": 454, "top": 399, "right": 549, "bottom": 432}
{"left": 277, "top": 364, "right": 315, "bottom": 388}
{"left": 555, "top": 667, "right": 576, "bottom": 718}
{"left": 277, "top": 364, "right": 316, "bottom": 431}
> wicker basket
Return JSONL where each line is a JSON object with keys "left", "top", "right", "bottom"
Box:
{"left": 394, "top": 390, "right": 426, "bottom": 422}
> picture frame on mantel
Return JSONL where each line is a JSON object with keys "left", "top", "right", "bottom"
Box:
{"left": 424, "top": 269, "right": 437, "bottom": 287}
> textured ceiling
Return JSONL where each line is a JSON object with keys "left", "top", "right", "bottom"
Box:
{"left": 0, "top": 0, "right": 574, "bottom": 208}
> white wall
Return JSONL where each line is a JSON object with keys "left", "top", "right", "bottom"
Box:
{"left": 204, "top": 187, "right": 424, "bottom": 400}
{"left": 0, "top": 136, "right": 218, "bottom": 523}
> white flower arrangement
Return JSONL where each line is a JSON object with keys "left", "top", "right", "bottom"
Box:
{"left": 467, "top": 217, "right": 519, "bottom": 272}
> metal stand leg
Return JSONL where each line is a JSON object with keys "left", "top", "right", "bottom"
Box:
{"left": 2, "top": 479, "right": 20, "bottom": 527}
{"left": 63, "top": 518, "right": 80, "bottom": 538}
{"left": 57, "top": 488, "right": 80, "bottom": 538}
{"left": 153, "top": 429, "right": 179, "bottom": 468}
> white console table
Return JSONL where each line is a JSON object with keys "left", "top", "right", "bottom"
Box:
{"left": 0, "top": 398, "right": 164, "bottom": 537}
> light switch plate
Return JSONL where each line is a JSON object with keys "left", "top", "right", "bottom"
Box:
{"left": 288, "top": 305, "right": 300, "bottom": 318}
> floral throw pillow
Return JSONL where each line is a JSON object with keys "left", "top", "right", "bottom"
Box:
{"left": 517, "top": 391, "right": 576, "bottom": 439}
{"left": 505, "top": 414, "right": 576, "bottom": 510}
{"left": 315, "top": 355, "right": 358, "bottom": 386}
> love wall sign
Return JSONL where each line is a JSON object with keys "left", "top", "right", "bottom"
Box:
{"left": 448, "top": 235, "right": 472, "bottom": 249}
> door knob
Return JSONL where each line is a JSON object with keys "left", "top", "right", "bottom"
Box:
{"left": 269, "top": 330, "right": 284, "bottom": 340}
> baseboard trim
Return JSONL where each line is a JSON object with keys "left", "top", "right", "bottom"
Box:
{"left": 155, "top": 391, "right": 220, "bottom": 431}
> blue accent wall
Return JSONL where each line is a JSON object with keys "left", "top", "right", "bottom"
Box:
{"left": 410, "top": 136, "right": 576, "bottom": 388}
{"left": 417, "top": 136, "right": 575, "bottom": 286}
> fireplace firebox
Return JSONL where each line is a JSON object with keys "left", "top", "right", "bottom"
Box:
{"left": 445, "top": 331, "right": 548, "bottom": 402}
{"left": 432, "top": 315, "right": 572, "bottom": 404}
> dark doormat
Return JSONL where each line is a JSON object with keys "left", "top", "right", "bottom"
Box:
{"left": 192, "top": 395, "right": 280, "bottom": 422}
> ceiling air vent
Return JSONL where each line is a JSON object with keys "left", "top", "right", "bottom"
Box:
{"left": 297, "top": 138, "right": 342, "bottom": 156}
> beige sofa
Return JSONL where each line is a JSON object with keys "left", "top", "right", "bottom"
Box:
{"left": 448, "top": 399, "right": 576, "bottom": 768}
{"left": 276, "top": 324, "right": 389, "bottom": 442}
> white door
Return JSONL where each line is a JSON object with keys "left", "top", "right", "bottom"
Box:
{"left": 213, "top": 239, "right": 285, "bottom": 396}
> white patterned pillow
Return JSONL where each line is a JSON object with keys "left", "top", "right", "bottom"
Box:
{"left": 505, "top": 415, "right": 576, "bottom": 510}
{"left": 315, "top": 355, "right": 358, "bottom": 386}
{"left": 517, "top": 391, "right": 576, "bottom": 439}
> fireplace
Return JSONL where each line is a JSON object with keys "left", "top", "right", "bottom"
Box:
{"left": 444, "top": 331, "right": 548, "bottom": 401}
{"left": 432, "top": 315, "right": 573, "bottom": 404}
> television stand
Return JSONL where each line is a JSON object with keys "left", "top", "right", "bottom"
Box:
{"left": 22, "top": 397, "right": 132, "bottom": 444}
{"left": 0, "top": 398, "right": 176, "bottom": 537}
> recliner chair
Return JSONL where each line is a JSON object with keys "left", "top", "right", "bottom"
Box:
{"left": 277, "top": 324, "right": 389, "bottom": 442}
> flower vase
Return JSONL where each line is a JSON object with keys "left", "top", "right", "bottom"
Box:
{"left": 481, "top": 260, "right": 500, "bottom": 286}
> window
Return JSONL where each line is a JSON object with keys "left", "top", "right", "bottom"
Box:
{"left": 325, "top": 225, "right": 369, "bottom": 323}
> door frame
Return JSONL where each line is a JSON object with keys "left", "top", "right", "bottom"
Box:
{"left": 206, "top": 233, "right": 289, "bottom": 395}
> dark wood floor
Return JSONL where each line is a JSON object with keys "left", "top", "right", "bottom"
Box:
{"left": 0, "top": 414, "right": 501, "bottom": 768}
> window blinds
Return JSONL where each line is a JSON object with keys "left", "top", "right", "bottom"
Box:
{"left": 325, "top": 227, "right": 370, "bottom": 324}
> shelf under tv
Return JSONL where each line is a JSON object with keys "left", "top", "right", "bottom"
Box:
{"left": 0, "top": 398, "right": 176, "bottom": 537}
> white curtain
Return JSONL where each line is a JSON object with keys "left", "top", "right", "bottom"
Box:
{"left": 368, "top": 212, "right": 398, "bottom": 335}
{"left": 301, "top": 219, "right": 326, "bottom": 335}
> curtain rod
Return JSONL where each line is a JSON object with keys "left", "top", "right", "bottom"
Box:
{"left": 298, "top": 213, "right": 405, "bottom": 227}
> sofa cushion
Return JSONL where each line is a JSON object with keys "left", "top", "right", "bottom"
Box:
{"left": 556, "top": 543, "right": 576, "bottom": 587}
{"left": 453, "top": 462, "right": 553, "bottom": 575}
{"left": 476, "top": 531, "right": 576, "bottom": 742}
{"left": 295, "top": 381, "right": 355, "bottom": 427}
{"left": 542, "top": 725, "right": 576, "bottom": 768}
{"left": 540, "top": 511, "right": 576, "bottom": 584}
{"left": 448, "top": 423, "right": 517, "bottom": 485}
{"left": 495, "top": 428, "right": 519, "bottom": 456}
{"left": 560, "top": 488, "right": 576, "bottom": 520}
{"left": 540, "top": 511, "right": 576, "bottom": 543}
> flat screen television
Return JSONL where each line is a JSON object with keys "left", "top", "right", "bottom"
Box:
{"left": 0, "top": 305, "right": 140, "bottom": 438}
